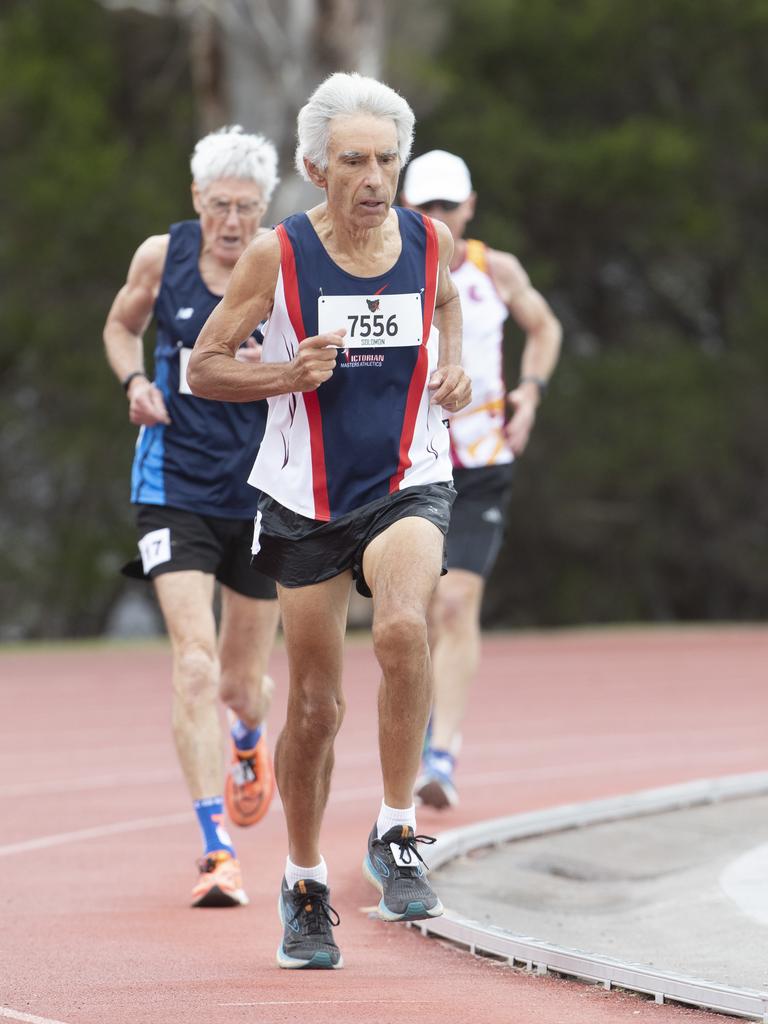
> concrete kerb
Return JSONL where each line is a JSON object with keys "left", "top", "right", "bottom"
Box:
{"left": 411, "top": 772, "right": 768, "bottom": 1022}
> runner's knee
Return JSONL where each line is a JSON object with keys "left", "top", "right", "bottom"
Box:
{"left": 287, "top": 684, "right": 345, "bottom": 744}
{"left": 372, "top": 610, "right": 428, "bottom": 669}
{"left": 435, "top": 584, "right": 479, "bottom": 631}
{"left": 219, "top": 665, "right": 262, "bottom": 713}
{"left": 173, "top": 641, "right": 218, "bottom": 705}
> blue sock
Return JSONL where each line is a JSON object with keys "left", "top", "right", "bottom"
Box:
{"left": 231, "top": 718, "right": 262, "bottom": 753}
{"left": 194, "top": 796, "right": 235, "bottom": 856}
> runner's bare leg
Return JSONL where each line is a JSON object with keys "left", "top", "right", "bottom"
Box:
{"left": 154, "top": 571, "right": 222, "bottom": 799}
{"left": 218, "top": 587, "right": 280, "bottom": 728}
{"left": 274, "top": 572, "right": 352, "bottom": 866}
{"left": 363, "top": 517, "right": 444, "bottom": 807}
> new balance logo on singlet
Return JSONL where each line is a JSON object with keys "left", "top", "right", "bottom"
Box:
{"left": 482, "top": 507, "right": 503, "bottom": 524}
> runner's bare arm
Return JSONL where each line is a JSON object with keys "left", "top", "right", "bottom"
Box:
{"left": 428, "top": 219, "right": 471, "bottom": 413}
{"left": 487, "top": 248, "right": 562, "bottom": 454}
{"left": 489, "top": 248, "right": 561, "bottom": 402}
{"left": 103, "top": 235, "right": 171, "bottom": 426}
{"left": 188, "top": 232, "right": 343, "bottom": 401}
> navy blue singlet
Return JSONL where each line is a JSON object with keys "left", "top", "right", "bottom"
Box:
{"left": 130, "top": 221, "right": 267, "bottom": 518}
{"left": 250, "top": 207, "right": 450, "bottom": 521}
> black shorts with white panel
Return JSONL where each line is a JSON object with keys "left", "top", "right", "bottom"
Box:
{"left": 251, "top": 483, "right": 456, "bottom": 598}
{"left": 123, "top": 504, "right": 277, "bottom": 600}
{"left": 445, "top": 464, "right": 515, "bottom": 578}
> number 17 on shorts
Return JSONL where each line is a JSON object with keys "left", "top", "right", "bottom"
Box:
{"left": 138, "top": 527, "right": 172, "bottom": 574}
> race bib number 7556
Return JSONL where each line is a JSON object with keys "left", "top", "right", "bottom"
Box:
{"left": 317, "top": 292, "right": 422, "bottom": 348}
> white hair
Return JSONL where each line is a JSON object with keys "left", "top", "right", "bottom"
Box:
{"left": 190, "top": 125, "right": 280, "bottom": 201}
{"left": 295, "top": 72, "right": 415, "bottom": 182}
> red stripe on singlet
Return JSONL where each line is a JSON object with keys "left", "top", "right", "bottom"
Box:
{"left": 389, "top": 215, "right": 439, "bottom": 492}
{"left": 276, "top": 224, "right": 330, "bottom": 521}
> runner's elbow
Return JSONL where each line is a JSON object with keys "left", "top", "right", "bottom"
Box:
{"left": 186, "top": 349, "right": 214, "bottom": 397}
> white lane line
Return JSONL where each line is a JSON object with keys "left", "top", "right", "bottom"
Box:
{"left": 0, "top": 812, "right": 193, "bottom": 858}
{"left": 1, "top": 745, "right": 762, "bottom": 860}
{"left": 336, "top": 726, "right": 765, "bottom": 766}
{"left": 0, "top": 783, "right": 379, "bottom": 860}
{"left": 0, "top": 787, "right": 378, "bottom": 859}
{"left": 335, "top": 748, "right": 761, "bottom": 805}
{"left": 449, "top": 745, "right": 767, "bottom": 788}
{"left": 0, "top": 1007, "right": 71, "bottom": 1024}
{"left": 2, "top": 723, "right": 761, "bottom": 800}
{"left": 719, "top": 840, "right": 768, "bottom": 927}
{"left": 220, "top": 1000, "right": 427, "bottom": 1007}
{"left": 0, "top": 770, "right": 179, "bottom": 798}
{"left": 329, "top": 747, "right": 766, "bottom": 808}
{"left": 2, "top": 741, "right": 758, "bottom": 802}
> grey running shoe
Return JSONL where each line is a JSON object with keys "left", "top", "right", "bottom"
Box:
{"left": 363, "top": 824, "right": 444, "bottom": 922}
{"left": 276, "top": 878, "right": 343, "bottom": 969}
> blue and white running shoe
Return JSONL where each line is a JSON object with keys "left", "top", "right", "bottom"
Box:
{"left": 415, "top": 747, "right": 458, "bottom": 810}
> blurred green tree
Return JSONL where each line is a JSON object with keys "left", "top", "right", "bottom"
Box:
{"left": 400, "top": 0, "right": 768, "bottom": 624}
{"left": 3, "top": 0, "right": 767, "bottom": 636}
{"left": 0, "top": 0, "right": 193, "bottom": 637}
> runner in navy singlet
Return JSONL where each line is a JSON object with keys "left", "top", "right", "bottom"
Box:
{"left": 103, "top": 127, "right": 281, "bottom": 909}
{"left": 189, "top": 73, "right": 472, "bottom": 969}
{"left": 402, "top": 150, "right": 562, "bottom": 809}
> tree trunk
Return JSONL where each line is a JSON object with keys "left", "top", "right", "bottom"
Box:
{"left": 100, "top": 0, "right": 389, "bottom": 219}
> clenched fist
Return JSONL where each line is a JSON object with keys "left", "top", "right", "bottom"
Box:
{"left": 428, "top": 364, "right": 472, "bottom": 413}
{"left": 287, "top": 330, "right": 346, "bottom": 392}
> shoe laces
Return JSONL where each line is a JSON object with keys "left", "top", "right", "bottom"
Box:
{"left": 197, "top": 852, "right": 230, "bottom": 875}
{"left": 232, "top": 757, "right": 257, "bottom": 786}
{"left": 386, "top": 829, "right": 437, "bottom": 876}
{"left": 288, "top": 885, "right": 340, "bottom": 935}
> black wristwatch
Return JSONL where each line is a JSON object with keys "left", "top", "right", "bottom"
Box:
{"left": 518, "top": 375, "right": 548, "bottom": 398}
{"left": 121, "top": 370, "right": 148, "bottom": 392}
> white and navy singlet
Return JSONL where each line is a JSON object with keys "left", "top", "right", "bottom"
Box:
{"left": 448, "top": 239, "right": 512, "bottom": 470}
{"left": 249, "top": 207, "right": 452, "bottom": 522}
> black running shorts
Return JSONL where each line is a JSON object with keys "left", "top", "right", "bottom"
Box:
{"left": 446, "top": 465, "right": 515, "bottom": 578}
{"left": 123, "top": 504, "right": 277, "bottom": 600}
{"left": 251, "top": 483, "right": 456, "bottom": 598}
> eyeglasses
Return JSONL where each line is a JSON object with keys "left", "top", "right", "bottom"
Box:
{"left": 204, "top": 197, "right": 263, "bottom": 217}
{"left": 417, "top": 199, "right": 461, "bottom": 213}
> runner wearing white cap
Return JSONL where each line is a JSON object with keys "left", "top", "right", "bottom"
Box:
{"left": 402, "top": 150, "right": 562, "bottom": 809}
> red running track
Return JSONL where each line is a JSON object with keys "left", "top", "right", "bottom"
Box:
{"left": 1, "top": 626, "right": 766, "bottom": 1024}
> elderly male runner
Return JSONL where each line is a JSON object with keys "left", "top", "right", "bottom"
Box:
{"left": 189, "top": 73, "right": 471, "bottom": 969}
{"left": 104, "top": 127, "right": 281, "bottom": 908}
{"left": 402, "top": 150, "right": 562, "bottom": 809}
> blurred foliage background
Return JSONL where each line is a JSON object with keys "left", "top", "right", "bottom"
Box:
{"left": 2, "top": 0, "right": 767, "bottom": 638}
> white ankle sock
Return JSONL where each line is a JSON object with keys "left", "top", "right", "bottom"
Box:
{"left": 376, "top": 800, "right": 416, "bottom": 839}
{"left": 284, "top": 855, "right": 327, "bottom": 889}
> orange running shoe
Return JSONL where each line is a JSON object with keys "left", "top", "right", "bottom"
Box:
{"left": 225, "top": 732, "right": 275, "bottom": 827}
{"left": 191, "top": 851, "right": 249, "bottom": 908}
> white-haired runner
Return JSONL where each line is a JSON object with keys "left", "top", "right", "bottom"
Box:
{"left": 103, "top": 125, "right": 281, "bottom": 909}
{"left": 402, "top": 150, "right": 562, "bottom": 809}
{"left": 189, "top": 73, "right": 472, "bottom": 969}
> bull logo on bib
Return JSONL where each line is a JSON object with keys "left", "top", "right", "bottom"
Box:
{"left": 366, "top": 298, "right": 380, "bottom": 312}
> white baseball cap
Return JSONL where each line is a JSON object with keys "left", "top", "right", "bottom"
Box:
{"left": 402, "top": 150, "right": 473, "bottom": 206}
